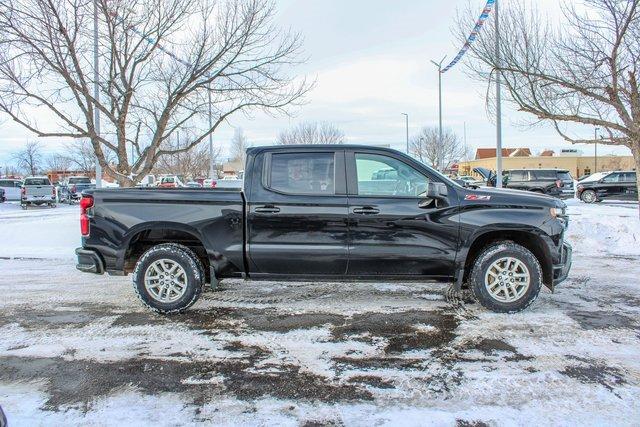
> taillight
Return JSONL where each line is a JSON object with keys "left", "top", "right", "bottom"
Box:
{"left": 555, "top": 179, "right": 563, "bottom": 188}
{"left": 211, "top": 180, "right": 217, "bottom": 188}
{"left": 21, "top": 187, "right": 25, "bottom": 197}
{"left": 71, "top": 185, "right": 77, "bottom": 193}
{"left": 80, "top": 195, "right": 94, "bottom": 236}
{"left": 52, "top": 186, "right": 56, "bottom": 197}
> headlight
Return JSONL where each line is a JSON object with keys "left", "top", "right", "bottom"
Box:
{"left": 550, "top": 207, "right": 558, "bottom": 218}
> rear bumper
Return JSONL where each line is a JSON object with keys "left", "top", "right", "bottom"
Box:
{"left": 552, "top": 242, "right": 572, "bottom": 285}
{"left": 22, "top": 196, "right": 55, "bottom": 203}
{"left": 75, "top": 248, "right": 105, "bottom": 274}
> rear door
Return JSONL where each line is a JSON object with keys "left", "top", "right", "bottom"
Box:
{"left": 246, "top": 149, "right": 349, "bottom": 276}
{"left": 620, "top": 172, "right": 637, "bottom": 200}
{"left": 345, "top": 150, "right": 459, "bottom": 278}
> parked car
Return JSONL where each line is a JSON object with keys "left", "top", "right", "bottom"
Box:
{"left": 21, "top": 176, "right": 56, "bottom": 208}
{"left": 474, "top": 168, "right": 574, "bottom": 199}
{"left": 157, "top": 176, "right": 184, "bottom": 188}
{"left": 202, "top": 177, "right": 244, "bottom": 189}
{"left": 64, "top": 176, "right": 95, "bottom": 203}
{"left": 0, "top": 178, "right": 24, "bottom": 201}
{"left": 76, "top": 145, "right": 571, "bottom": 314}
{"left": 185, "top": 181, "right": 202, "bottom": 188}
{"left": 577, "top": 171, "right": 638, "bottom": 203}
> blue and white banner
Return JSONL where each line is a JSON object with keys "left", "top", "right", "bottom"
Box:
{"left": 441, "top": 0, "right": 495, "bottom": 73}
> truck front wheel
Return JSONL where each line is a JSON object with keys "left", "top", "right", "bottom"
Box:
{"left": 470, "top": 241, "right": 543, "bottom": 313}
{"left": 132, "top": 243, "right": 205, "bottom": 314}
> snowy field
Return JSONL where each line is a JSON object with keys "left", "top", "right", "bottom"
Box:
{"left": 0, "top": 200, "right": 639, "bottom": 426}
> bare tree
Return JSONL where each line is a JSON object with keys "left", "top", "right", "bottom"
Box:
{"left": 410, "top": 127, "right": 466, "bottom": 171}
{"left": 277, "top": 121, "right": 345, "bottom": 145}
{"left": 156, "top": 133, "right": 218, "bottom": 179}
{"left": 45, "top": 154, "right": 72, "bottom": 173}
{"left": 230, "top": 127, "right": 248, "bottom": 164}
{"left": 457, "top": 0, "right": 640, "bottom": 214}
{"left": 0, "top": 0, "right": 309, "bottom": 187}
{"left": 12, "top": 141, "right": 43, "bottom": 175}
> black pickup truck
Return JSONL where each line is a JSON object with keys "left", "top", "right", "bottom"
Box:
{"left": 76, "top": 145, "right": 572, "bottom": 314}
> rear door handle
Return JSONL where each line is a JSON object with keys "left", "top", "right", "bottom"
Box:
{"left": 353, "top": 206, "right": 380, "bottom": 215}
{"left": 254, "top": 205, "right": 280, "bottom": 213}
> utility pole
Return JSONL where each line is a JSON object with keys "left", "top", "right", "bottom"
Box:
{"left": 93, "top": 0, "right": 102, "bottom": 188}
{"left": 431, "top": 58, "right": 445, "bottom": 171}
{"left": 494, "top": 0, "right": 503, "bottom": 188}
{"left": 594, "top": 127, "right": 599, "bottom": 172}
{"left": 401, "top": 113, "right": 409, "bottom": 154}
{"left": 208, "top": 87, "right": 215, "bottom": 178}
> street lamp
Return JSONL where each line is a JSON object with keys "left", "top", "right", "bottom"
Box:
{"left": 430, "top": 58, "right": 445, "bottom": 171}
{"left": 494, "top": 0, "right": 503, "bottom": 188}
{"left": 401, "top": 113, "right": 409, "bottom": 154}
{"left": 594, "top": 127, "right": 599, "bottom": 172}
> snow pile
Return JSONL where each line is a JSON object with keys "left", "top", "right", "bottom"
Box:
{"left": 0, "top": 203, "right": 79, "bottom": 260}
{"left": 565, "top": 200, "right": 640, "bottom": 255}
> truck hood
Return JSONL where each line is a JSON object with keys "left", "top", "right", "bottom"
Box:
{"left": 458, "top": 185, "right": 564, "bottom": 208}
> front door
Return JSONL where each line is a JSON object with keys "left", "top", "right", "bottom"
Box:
{"left": 247, "top": 150, "right": 349, "bottom": 276}
{"left": 345, "top": 151, "right": 459, "bottom": 278}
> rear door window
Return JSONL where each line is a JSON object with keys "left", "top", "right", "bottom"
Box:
{"left": 269, "top": 152, "right": 335, "bottom": 195}
{"left": 620, "top": 172, "right": 635, "bottom": 182}
{"left": 509, "top": 170, "right": 526, "bottom": 181}
{"left": 602, "top": 173, "right": 620, "bottom": 183}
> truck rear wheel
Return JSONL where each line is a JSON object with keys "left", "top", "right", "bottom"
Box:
{"left": 132, "top": 243, "right": 205, "bottom": 314}
{"left": 470, "top": 241, "right": 543, "bottom": 313}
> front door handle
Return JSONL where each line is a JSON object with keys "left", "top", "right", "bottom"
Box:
{"left": 353, "top": 206, "right": 380, "bottom": 215}
{"left": 254, "top": 205, "right": 280, "bottom": 213}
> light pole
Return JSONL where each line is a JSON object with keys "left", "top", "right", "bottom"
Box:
{"left": 594, "top": 127, "right": 599, "bottom": 173}
{"left": 430, "top": 58, "right": 445, "bottom": 171}
{"left": 208, "top": 87, "right": 215, "bottom": 178}
{"left": 401, "top": 113, "right": 409, "bottom": 154}
{"left": 93, "top": 0, "right": 102, "bottom": 188}
{"left": 494, "top": 0, "right": 503, "bottom": 188}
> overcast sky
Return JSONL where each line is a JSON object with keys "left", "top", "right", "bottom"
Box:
{"left": 0, "top": 0, "right": 632, "bottom": 165}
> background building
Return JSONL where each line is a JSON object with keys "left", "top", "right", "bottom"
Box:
{"left": 459, "top": 148, "right": 635, "bottom": 179}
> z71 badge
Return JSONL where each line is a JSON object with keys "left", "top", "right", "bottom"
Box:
{"left": 465, "top": 194, "right": 491, "bottom": 201}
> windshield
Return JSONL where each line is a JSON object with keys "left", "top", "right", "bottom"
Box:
{"left": 580, "top": 172, "right": 608, "bottom": 183}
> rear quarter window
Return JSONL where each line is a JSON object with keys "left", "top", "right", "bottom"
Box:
{"left": 557, "top": 171, "right": 573, "bottom": 181}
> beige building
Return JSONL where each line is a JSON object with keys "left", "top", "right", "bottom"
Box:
{"left": 459, "top": 149, "right": 635, "bottom": 179}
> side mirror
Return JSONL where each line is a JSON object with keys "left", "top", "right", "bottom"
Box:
{"left": 427, "top": 182, "right": 448, "bottom": 199}
{"left": 419, "top": 182, "right": 448, "bottom": 208}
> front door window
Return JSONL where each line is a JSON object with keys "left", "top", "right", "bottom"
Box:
{"left": 355, "top": 153, "right": 429, "bottom": 197}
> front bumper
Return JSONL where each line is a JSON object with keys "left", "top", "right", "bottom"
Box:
{"left": 75, "top": 248, "right": 105, "bottom": 274}
{"left": 552, "top": 241, "right": 572, "bottom": 285}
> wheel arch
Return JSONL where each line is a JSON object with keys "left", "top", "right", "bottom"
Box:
{"left": 460, "top": 227, "right": 554, "bottom": 289}
{"left": 119, "top": 222, "right": 211, "bottom": 278}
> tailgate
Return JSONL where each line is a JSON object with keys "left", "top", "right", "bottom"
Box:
{"left": 24, "top": 185, "right": 53, "bottom": 197}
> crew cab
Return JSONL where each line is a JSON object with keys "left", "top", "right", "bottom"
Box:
{"left": 76, "top": 145, "right": 572, "bottom": 314}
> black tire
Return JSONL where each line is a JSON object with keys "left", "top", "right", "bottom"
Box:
{"left": 470, "top": 241, "right": 543, "bottom": 313}
{"left": 581, "top": 189, "right": 597, "bottom": 203}
{"left": 132, "top": 243, "right": 205, "bottom": 314}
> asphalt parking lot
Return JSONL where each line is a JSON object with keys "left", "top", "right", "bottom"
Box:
{"left": 1, "top": 202, "right": 639, "bottom": 425}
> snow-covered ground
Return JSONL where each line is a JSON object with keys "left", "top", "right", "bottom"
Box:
{"left": 0, "top": 200, "right": 639, "bottom": 426}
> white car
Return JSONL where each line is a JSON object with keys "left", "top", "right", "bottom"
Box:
{"left": 202, "top": 177, "right": 243, "bottom": 189}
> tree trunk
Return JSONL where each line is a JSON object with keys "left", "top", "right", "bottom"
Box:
{"left": 633, "top": 142, "right": 640, "bottom": 220}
